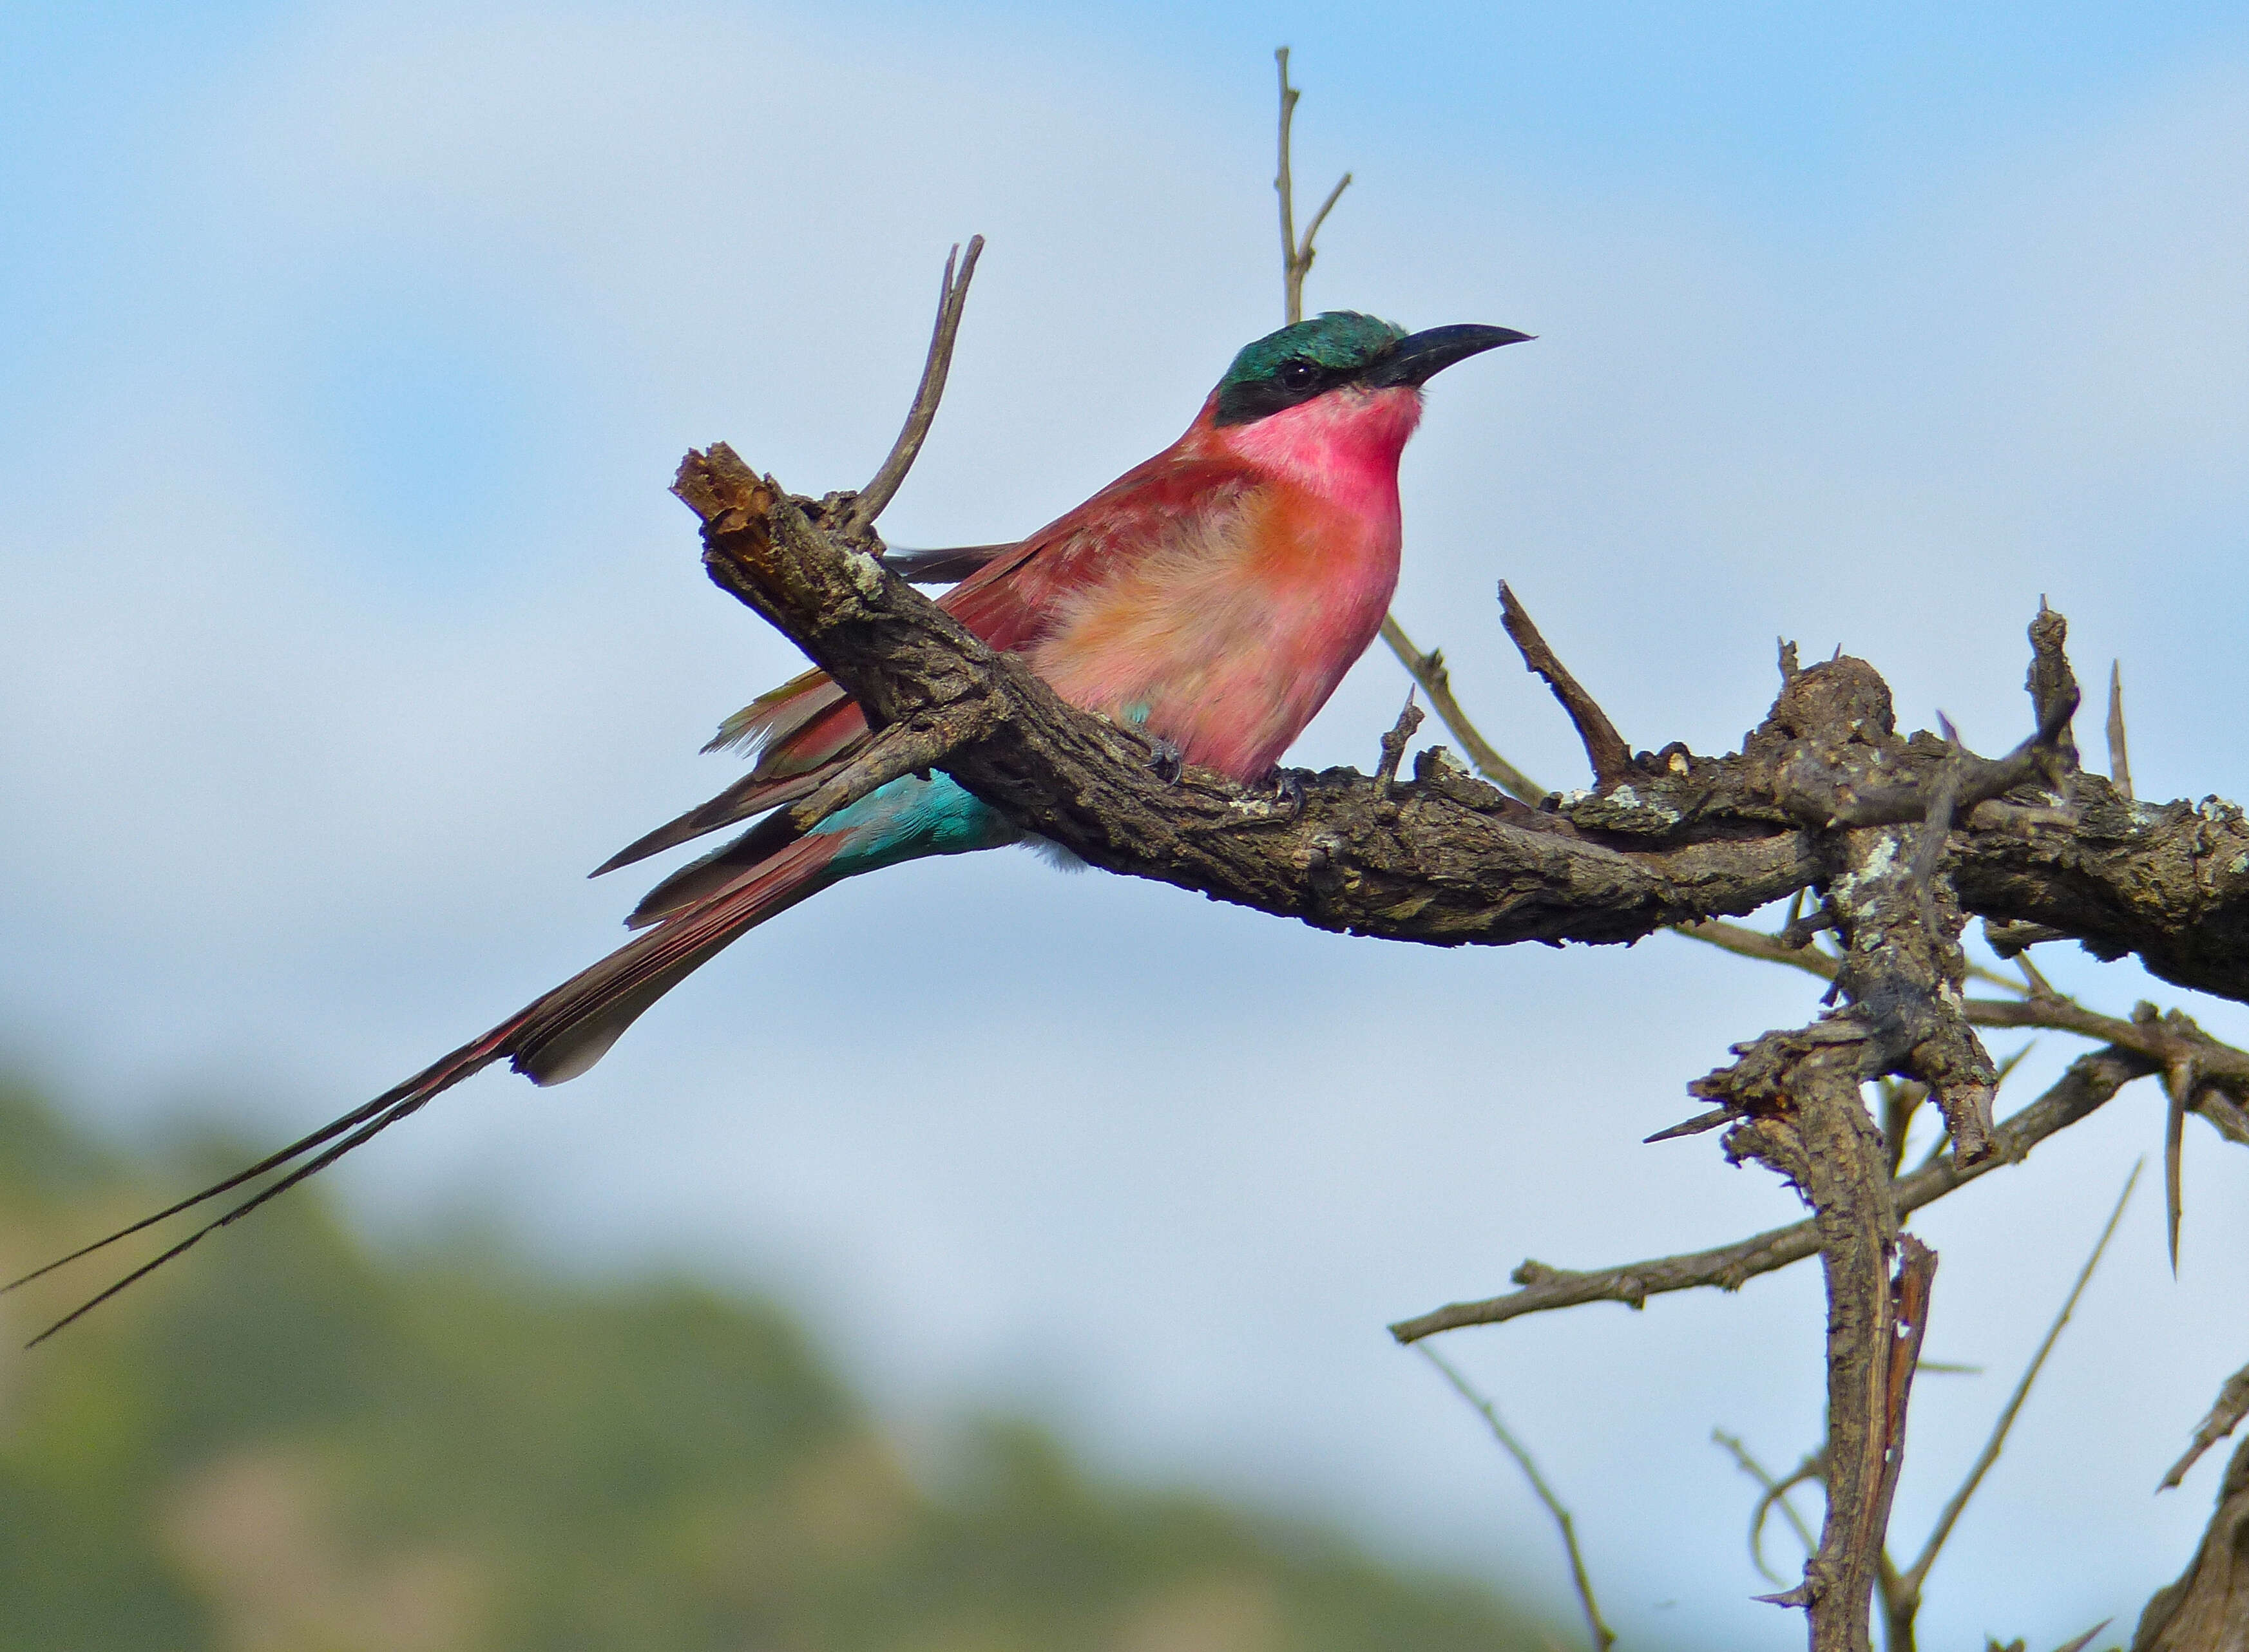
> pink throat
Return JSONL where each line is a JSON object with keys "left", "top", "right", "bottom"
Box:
{"left": 1207, "top": 385, "right": 1424, "bottom": 513}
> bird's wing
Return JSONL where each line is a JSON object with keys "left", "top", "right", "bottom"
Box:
{"left": 595, "top": 448, "right": 1263, "bottom": 882}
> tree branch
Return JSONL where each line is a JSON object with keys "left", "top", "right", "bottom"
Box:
{"left": 1695, "top": 1025, "right": 1916, "bottom": 1649}
{"left": 1500, "top": 581, "right": 1633, "bottom": 789}
{"left": 2132, "top": 1436, "right": 2249, "bottom": 1650}
{"left": 2161, "top": 1360, "right": 2249, "bottom": 1494}
{"left": 1378, "top": 613, "right": 1546, "bottom": 804}
{"left": 845, "top": 236, "right": 984, "bottom": 536}
{"left": 675, "top": 448, "right": 2249, "bottom": 1011}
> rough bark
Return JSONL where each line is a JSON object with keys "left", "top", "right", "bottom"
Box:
{"left": 673, "top": 445, "right": 2249, "bottom": 1010}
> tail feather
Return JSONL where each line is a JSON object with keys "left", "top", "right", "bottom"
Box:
{"left": 5, "top": 830, "right": 852, "bottom": 1344}
{"left": 599, "top": 543, "right": 1015, "bottom": 878}
{"left": 703, "top": 670, "right": 847, "bottom": 757}
{"left": 589, "top": 769, "right": 821, "bottom": 878}
{"left": 512, "top": 831, "right": 845, "bottom": 1084}
{"left": 3, "top": 1025, "right": 514, "bottom": 1344}
{"left": 594, "top": 699, "right": 872, "bottom": 878}
{"left": 623, "top": 811, "right": 801, "bottom": 929}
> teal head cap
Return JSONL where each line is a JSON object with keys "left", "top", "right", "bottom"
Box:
{"left": 1214, "top": 311, "right": 1530, "bottom": 426}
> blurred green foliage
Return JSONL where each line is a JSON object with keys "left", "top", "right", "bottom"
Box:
{"left": 0, "top": 1078, "right": 1560, "bottom": 1651}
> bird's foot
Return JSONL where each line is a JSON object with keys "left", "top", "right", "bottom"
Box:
{"left": 1265, "top": 767, "right": 1306, "bottom": 819}
{"left": 1147, "top": 737, "right": 1185, "bottom": 785}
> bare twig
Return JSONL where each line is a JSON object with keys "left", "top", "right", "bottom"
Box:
{"left": 2161, "top": 1360, "right": 2249, "bottom": 1492}
{"left": 1884, "top": 1166, "right": 2139, "bottom": 1637}
{"left": 1375, "top": 692, "right": 1424, "bottom": 789}
{"left": 1419, "top": 1346, "right": 1614, "bottom": 1652}
{"left": 845, "top": 236, "right": 984, "bottom": 536}
{"left": 1274, "top": 48, "right": 1350, "bottom": 326}
{"left": 1674, "top": 918, "right": 2025, "bottom": 996}
{"left": 1500, "top": 582, "right": 1634, "bottom": 789}
{"left": 1379, "top": 614, "right": 1546, "bottom": 802}
{"left": 1715, "top": 1429, "right": 1823, "bottom": 1586}
{"left": 2107, "top": 660, "right": 2132, "bottom": 801}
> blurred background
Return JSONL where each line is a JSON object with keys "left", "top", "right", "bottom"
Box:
{"left": 3, "top": 2, "right": 2248, "bottom": 1646}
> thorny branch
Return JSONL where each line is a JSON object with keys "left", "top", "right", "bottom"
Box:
{"left": 2134, "top": 1436, "right": 2249, "bottom": 1651}
{"left": 1388, "top": 1048, "right": 2155, "bottom": 1342}
{"left": 1877, "top": 1168, "right": 2139, "bottom": 1652}
{"left": 675, "top": 247, "right": 2249, "bottom": 1645}
{"left": 2161, "top": 1361, "right": 2249, "bottom": 1494}
{"left": 1692, "top": 1016, "right": 1931, "bottom": 1649}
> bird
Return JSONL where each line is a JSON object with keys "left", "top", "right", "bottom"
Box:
{"left": 9, "top": 309, "right": 1529, "bottom": 1337}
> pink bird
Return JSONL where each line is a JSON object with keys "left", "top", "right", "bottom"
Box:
{"left": 14, "top": 309, "right": 1527, "bottom": 1336}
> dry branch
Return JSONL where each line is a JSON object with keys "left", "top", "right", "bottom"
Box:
{"left": 667, "top": 473, "right": 2249, "bottom": 1021}
{"left": 1388, "top": 1048, "right": 2152, "bottom": 1341}
{"left": 845, "top": 237, "right": 983, "bottom": 536}
{"left": 2161, "top": 1361, "right": 2249, "bottom": 1494}
{"left": 1499, "top": 580, "right": 1634, "bottom": 789}
{"left": 1698, "top": 1025, "right": 1915, "bottom": 1649}
{"left": 1880, "top": 1168, "right": 2139, "bottom": 1649}
{"left": 1419, "top": 1347, "right": 1614, "bottom": 1652}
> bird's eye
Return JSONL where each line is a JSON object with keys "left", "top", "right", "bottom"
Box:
{"left": 1277, "top": 359, "right": 1321, "bottom": 390}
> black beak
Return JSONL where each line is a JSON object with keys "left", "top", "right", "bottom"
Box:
{"left": 1363, "top": 323, "right": 1533, "bottom": 388}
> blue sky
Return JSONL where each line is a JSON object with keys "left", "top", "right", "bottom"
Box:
{"left": 5, "top": 4, "right": 2249, "bottom": 1645}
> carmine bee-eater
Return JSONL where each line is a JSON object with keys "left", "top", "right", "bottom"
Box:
{"left": 14, "top": 309, "right": 1529, "bottom": 1334}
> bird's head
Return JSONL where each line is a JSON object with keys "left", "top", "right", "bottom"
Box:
{"left": 1212, "top": 311, "right": 1530, "bottom": 428}
{"left": 1202, "top": 312, "right": 1529, "bottom": 492}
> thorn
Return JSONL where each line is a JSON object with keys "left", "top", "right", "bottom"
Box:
{"left": 2106, "top": 660, "right": 2132, "bottom": 801}
{"left": 2165, "top": 1061, "right": 2191, "bottom": 1275}
{"left": 1644, "top": 1106, "right": 1734, "bottom": 1144}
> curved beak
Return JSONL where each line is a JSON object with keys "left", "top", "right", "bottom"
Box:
{"left": 1363, "top": 323, "right": 1533, "bottom": 388}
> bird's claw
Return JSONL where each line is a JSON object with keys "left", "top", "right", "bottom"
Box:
{"left": 1266, "top": 768, "right": 1306, "bottom": 819}
{"left": 1148, "top": 737, "right": 1185, "bottom": 784}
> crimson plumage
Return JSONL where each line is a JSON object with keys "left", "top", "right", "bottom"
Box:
{"left": 6, "top": 310, "right": 1527, "bottom": 1339}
